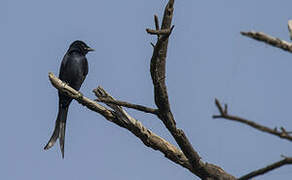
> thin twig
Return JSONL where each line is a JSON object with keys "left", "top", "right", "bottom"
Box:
{"left": 215, "top": 98, "right": 224, "bottom": 114}
{"left": 239, "top": 157, "right": 292, "bottom": 180}
{"left": 94, "top": 96, "right": 159, "bottom": 115}
{"left": 213, "top": 98, "right": 292, "bottom": 142}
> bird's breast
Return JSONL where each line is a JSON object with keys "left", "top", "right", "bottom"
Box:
{"left": 61, "top": 54, "right": 86, "bottom": 90}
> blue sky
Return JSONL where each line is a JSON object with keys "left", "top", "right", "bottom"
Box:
{"left": 1, "top": 0, "right": 292, "bottom": 179}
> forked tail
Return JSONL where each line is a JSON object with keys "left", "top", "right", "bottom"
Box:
{"left": 44, "top": 106, "right": 68, "bottom": 158}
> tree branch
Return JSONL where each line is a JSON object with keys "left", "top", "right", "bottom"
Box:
{"left": 213, "top": 98, "right": 292, "bottom": 142}
{"left": 148, "top": 0, "right": 200, "bottom": 171}
{"left": 49, "top": 72, "right": 197, "bottom": 174}
{"left": 145, "top": 1, "right": 236, "bottom": 179}
{"left": 95, "top": 98, "right": 158, "bottom": 115}
{"left": 241, "top": 31, "right": 292, "bottom": 53}
{"left": 238, "top": 157, "right": 292, "bottom": 180}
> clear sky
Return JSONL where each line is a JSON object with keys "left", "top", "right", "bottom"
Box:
{"left": 1, "top": 0, "right": 292, "bottom": 179}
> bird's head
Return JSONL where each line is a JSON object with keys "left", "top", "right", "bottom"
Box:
{"left": 68, "top": 40, "right": 95, "bottom": 55}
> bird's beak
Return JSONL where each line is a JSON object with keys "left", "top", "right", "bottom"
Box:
{"left": 86, "top": 47, "right": 95, "bottom": 52}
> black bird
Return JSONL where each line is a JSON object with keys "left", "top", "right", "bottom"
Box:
{"left": 44, "top": 40, "right": 94, "bottom": 158}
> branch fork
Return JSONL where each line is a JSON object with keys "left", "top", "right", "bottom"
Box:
{"left": 213, "top": 98, "right": 292, "bottom": 142}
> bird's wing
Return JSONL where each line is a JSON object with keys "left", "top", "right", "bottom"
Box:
{"left": 81, "top": 57, "right": 88, "bottom": 84}
{"left": 59, "top": 54, "right": 69, "bottom": 80}
{"left": 83, "top": 57, "right": 88, "bottom": 77}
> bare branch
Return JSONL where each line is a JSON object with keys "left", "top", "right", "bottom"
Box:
{"left": 146, "top": 1, "right": 236, "bottom": 179}
{"left": 239, "top": 157, "right": 292, "bottom": 180}
{"left": 94, "top": 94, "right": 158, "bottom": 115}
{"left": 241, "top": 31, "right": 292, "bottom": 53}
{"left": 149, "top": 0, "right": 174, "bottom": 114}
{"left": 149, "top": 0, "right": 201, "bottom": 171}
{"left": 49, "top": 73, "right": 236, "bottom": 179}
{"left": 213, "top": 98, "right": 292, "bottom": 142}
{"left": 50, "top": 73, "right": 237, "bottom": 179}
{"left": 48, "top": 72, "right": 196, "bottom": 174}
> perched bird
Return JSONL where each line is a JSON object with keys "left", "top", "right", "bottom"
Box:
{"left": 44, "top": 40, "right": 94, "bottom": 158}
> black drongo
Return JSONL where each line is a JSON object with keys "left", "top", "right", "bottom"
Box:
{"left": 44, "top": 40, "right": 94, "bottom": 158}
